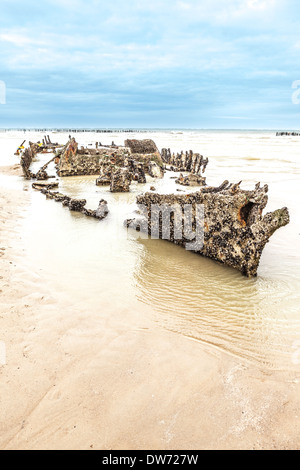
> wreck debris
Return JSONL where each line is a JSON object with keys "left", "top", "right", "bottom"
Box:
{"left": 39, "top": 155, "right": 57, "bottom": 172}
{"left": 32, "top": 182, "right": 59, "bottom": 191}
{"left": 55, "top": 138, "right": 163, "bottom": 192}
{"left": 57, "top": 138, "right": 164, "bottom": 180}
{"left": 18, "top": 136, "right": 290, "bottom": 276}
{"left": 96, "top": 158, "right": 147, "bottom": 190}
{"left": 38, "top": 135, "right": 61, "bottom": 153}
{"left": 125, "top": 139, "right": 160, "bottom": 154}
{"left": 32, "top": 184, "right": 109, "bottom": 220}
{"left": 96, "top": 168, "right": 113, "bottom": 186}
{"left": 20, "top": 149, "right": 56, "bottom": 181}
{"left": 35, "top": 169, "right": 49, "bottom": 180}
{"left": 57, "top": 139, "right": 104, "bottom": 176}
{"left": 125, "top": 139, "right": 164, "bottom": 178}
{"left": 14, "top": 140, "right": 26, "bottom": 155}
{"left": 148, "top": 161, "right": 163, "bottom": 178}
{"left": 28, "top": 137, "right": 61, "bottom": 155}
{"left": 175, "top": 173, "right": 207, "bottom": 187}
{"left": 20, "top": 139, "right": 63, "bottom": 180}
{"left": 33, "top": 155, "right": 58, "bottom": 180}
{"left": 126, "top": 183, "right": 290, "bottom": 277}
{"left": 57, "top": 139, "right": 127, "bottom": 177}
{"left": 66, "top": 198, "right": 87, "bottom": 212}
{"left": 20, "top": 145, "right": 40, "bottom": 179}
{"left": 110, "top": 168, "right": 133, "bottom": 193}
{"left": 201, "top": 180, "right": 231, "bottom": 193}
{"left": 126, "top": 158, "right": 147, "bottom": 183}
{"left": 161, "top": 148, "right": 209, "bottom": 175}
{"left": 162, "top": 148, "right": 208, "bottom": 188}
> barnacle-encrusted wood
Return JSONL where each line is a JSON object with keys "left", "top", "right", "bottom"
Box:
{"left": 161, "top": 148, "right": 209, "bottom": 174}
{"left": 127, "top": 182, "right": 290, "bottom": 277}
{"left": 57, "top": 138, "right": 164, "bottom": 179}
{"left": 32, "top": 184, "right": 109, "bottom": 220}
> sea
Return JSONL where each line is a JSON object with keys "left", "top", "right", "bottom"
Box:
{"left": 0, "top": 128, "right": 299, "bottom": 373}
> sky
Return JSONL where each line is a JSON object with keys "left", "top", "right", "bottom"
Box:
{"left": 0, "top": 0, "right": 300, "bottom": 129}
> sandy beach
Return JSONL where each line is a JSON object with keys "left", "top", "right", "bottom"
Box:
{"left": 0, "top": 164, "right": 299, "bottom": 450}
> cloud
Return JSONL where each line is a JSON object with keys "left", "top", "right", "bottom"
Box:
{"left": 247, "top": 0, "right": 276, "bottom": 10}
{"left": 0, "top": 32, "right": 43, "bottom": 46}
{"left": 0, "top": 0, "right": 300, "bottom": 128}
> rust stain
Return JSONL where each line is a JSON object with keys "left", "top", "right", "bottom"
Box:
{"left": 238, "top": 207, "right": 247, "bottom": 227}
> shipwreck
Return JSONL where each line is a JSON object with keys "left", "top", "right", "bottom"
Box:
{"left": 19, "top": 136, "right": 290, "bottom": 277}
{"left": 126, "top": 182, "right": 289, "bottom": 277}
{"left": 56, "top": 138, "right": 164, "bottom": 187}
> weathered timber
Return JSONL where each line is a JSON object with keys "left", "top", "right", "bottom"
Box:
{"left": 57, "top": 139, "right": 129, "bottom": 177}
{"left": 32, "top": 182, "right": 59, "bottom": 190}
{"left": 20, "top": 139, "right": 64, "bottom": 179}
{"left": 162, "top": 148, "right": 209, "bottom": 175}
{"left": 96, "top": 158, "right": 146, "bottom": 190}
{"left": 126, "top": 158, "right": 146, "bottom": 183}
{"left": 176, "top": 173, "right": 207, "bottom": 187}
{"left": 124, "top": 139, "right": 159, "bottom": 154}
{"left": 110, "top": 168, "right": 132, "bottom": 192}
{"left": 20, "top": 147, "right": 36, "bottom": 179}
{"left": 33, "top": 185, "right": 109, "bottom": 220}
{"left": 126, "top": 183, "right": 290, "bottom": 277}
{"left": 96, "top": 168, "right": 113, "bottom": 186}
{"left": 58, "top": 139, "right": 164, "bottom": 185}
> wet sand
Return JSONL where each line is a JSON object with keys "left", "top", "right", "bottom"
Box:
{"left": 1, "top": 165, "right": 300, "bottom": 450}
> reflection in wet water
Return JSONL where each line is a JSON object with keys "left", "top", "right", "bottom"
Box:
{"left": 134, "top": 237, "right": 300, "bottom": 371}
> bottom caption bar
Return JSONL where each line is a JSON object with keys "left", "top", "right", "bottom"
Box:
{"left": 100, "top": 453, "right": 199, "bottom": 466}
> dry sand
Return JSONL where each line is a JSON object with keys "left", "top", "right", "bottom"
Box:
{"left": 0, "top": 165, "right": 300, "bottom": 450}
